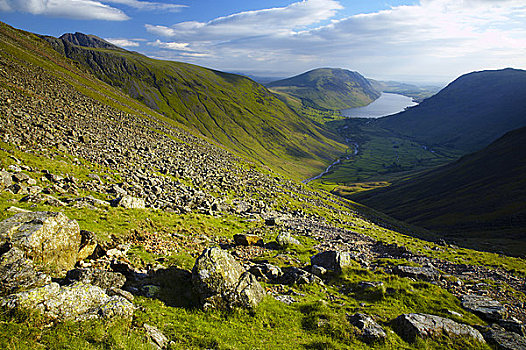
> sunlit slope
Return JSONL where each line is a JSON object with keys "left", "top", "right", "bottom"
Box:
{"left": 374, "top": 68, "right": 526, "bottom": 153}
{"left": 350, "top": 126, "right": 526, "bottom": 254}
{"left": 42, "top": 34, "right": 347, "bottom": 179}
{"left": 267, "top": 68, "right": 380, "bottom": 110}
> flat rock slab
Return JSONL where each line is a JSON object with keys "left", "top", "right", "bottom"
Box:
{"left": 392, "top": 313, "right": 485, "bottom": 343}
{"left": 394, "top": 265, "right": 440, "bottom": 281}
{"left": 461, "top": 295, "right": 507, "bottom": 321}
{"left": 483, "top": 324, "right": 526, "bottom": 350}
{"left": 1, "top": 282, "right": 134, "bottom": 321}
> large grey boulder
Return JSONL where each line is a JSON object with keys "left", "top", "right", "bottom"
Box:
{"left": 1, "top": 282, "right": 134, "bottom": 321}
{"left": 482, "top": 324, "right": 526, "bottom": 350}
{"left": 0, "top": 211, "right": 81, "bottom": 271}
{"left": 348, "top": 313, "right": 387, "bottom": 343}
{"left": 192, "top": 247, "right": 265, "bottom": 309}
{"left": 0, "top": 246, "right": 51, "bottom": 295}
{"left": 461, "top": 295, "right": 507, "bottom": 321}
{"left": 310, "top": 251, "right": 354, "bottom": 273}
{"left": 392, "top": 313, "right": 485, "bottom": 343}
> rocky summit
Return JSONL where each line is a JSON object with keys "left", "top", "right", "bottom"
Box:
{"left": 0, "top": 21, "right": 525, "bottom": 350}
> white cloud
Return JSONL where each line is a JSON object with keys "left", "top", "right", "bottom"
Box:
{"left": 0, "top": 0, "right": 129, "bottom": 20}
{"left": 145, "top": 0, "right": 526, "bottom": 81}
{"left": 104, "top": 0, "right": 186, "bottom": 12}
{"left": 105, "top": 38, "right": 141, "bottom": 47}
{"left": 145, "top": 0, "right": 343, "bottom": 39}
{"left": 148, "top": 39, "right": 191, "bottom": 51}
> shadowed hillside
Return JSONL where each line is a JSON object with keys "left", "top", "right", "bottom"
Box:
{"left": 373, "top": 68, "right": 526, "bottom": 153}
{"left": 350, "top": 126, "right": 526, "bottom": 255}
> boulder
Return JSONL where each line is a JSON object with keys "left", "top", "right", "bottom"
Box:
{"left": 0, "top": 211, "right": 81, "bottom": 271}
{"left": 392, "top": 313, "right": 485, "bottom": 343}
{"left": 249, "top": 263, "right": 283, "bottom": 281}
{"left": 66, "top": 268, "right": 126, "bottom": 290}
{"left": 482, "top": 324, "right": 526, "bottom": 350}
{"left": 77, "top": 230, "right": 97, "bottom": 261}
{"left": 279, "top": 267, "right": 322, "bottom": 285}
{"left": 1, "top": 282, "right": 134, "bottom": 321}
{"left": 233, "top": 234, "right": 263, "bottom": 247}
{"left": 0, "top": 246, "right": 51, "bottom": 295}
{"left": 111, "top": 195, "right": 146, "bottom": 209}
{"left": 310, "top": 251, "right": 354, "bottom": 273}
{"left": 394, "top": 265, "right": 440, "bottom": 281}
{"left": 347, "top": 313, "right": 387, "bottom": 343}
{"left": 461, "top": 295, "right": 507, "bottom": 321}
{"left": 192, "top": 247, "right": 265, "bottom": 309}
{"left": 276, "top": 231, "right": 300, "bottom": 247}
{"left": 0, "top": 171, "right": 13, "bottom": 189}
{"left": 144, "top": 323, "right": 169, "bottom": 349}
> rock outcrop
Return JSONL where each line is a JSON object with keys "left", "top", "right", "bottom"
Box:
{"left": 0, "top": 211, "right": 81, "bottom": 271}
{"left": 392, "top": 313, "right": 485, "bottom": 343}
{"left": 192, "top": 247, "right": 265, "bottom": 309}
{"left": 310, "top": 250, "right": 354, "bottom": 273}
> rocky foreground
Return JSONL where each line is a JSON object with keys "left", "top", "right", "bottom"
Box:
{"left": 1, "top": 23, "right": 526, "bottom": 349}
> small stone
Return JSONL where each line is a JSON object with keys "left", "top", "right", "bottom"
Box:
{"left": 144, "top": 323, "right": 169, "bottom": 349}
{"left": 233, "top": 234, "right": 263, "bottom": 247}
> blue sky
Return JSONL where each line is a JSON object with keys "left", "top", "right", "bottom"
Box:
{"left": 1, "top": 0, "right": 525, "bottom": 83}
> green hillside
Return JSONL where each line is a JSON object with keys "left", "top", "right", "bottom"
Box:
{"left": 41, "top": 34, "right": 347, "bottom": 180}
{"left": 349, "top": 126, "right": 526, "bottom": 255}
{"left": 373, "top": 68, "right": 526, "bottom": 152}
{"left": 267, "top": 68, "right": 380, "bottom": 110}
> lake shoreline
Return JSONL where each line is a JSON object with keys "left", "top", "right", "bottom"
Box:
{"left": 341, "top": 92, "right": 417, "bottom": 119}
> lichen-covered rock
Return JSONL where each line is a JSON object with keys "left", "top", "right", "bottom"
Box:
{"left": 144, "top": 323, "right": 169, "bottom": 349}
{"left": 0, "top": 211, "right": 81, "bottom": 271}
{"left": 111, "top": 195, "right": 145, "bottom": 209}
{"left": 0, "top": 246, "right": 51, "bottom": 295}
{"left": 1, "top": 282, "right": 134, "bottom": 321}
{"left": 275, "top": 231, "right": 300, "bottom": 247}
{"left": 249, "top": 263, "right": 283, "bottom": 281}
{"left": 310, "top": 250, "right": 354, "bottom": 273}
{"left": 192, "top": 247, "right": 265, "bottom": 309}
{"left": 392, "top": 313, "right": 485, "bottom": 343}
{"left": 66, "top": 268, "right": 126, "bottom": 290}
{"left": 348, "top": 313, "right": 387, "bottom": 343}
{"left": 0, "top": 170, "right": 13, "bottom": 189}
{"left": 77, "top": 230, "right": 97, "bottom": 261}
{"left": 461, "top": 295, "right": 507, "bottom": 321}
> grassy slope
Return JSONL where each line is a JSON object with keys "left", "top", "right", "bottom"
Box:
{"left": 267, "top": 68, "right": 381, "bottom": 110}
{"left": 349, "top": 127, "right": 526, "bottom": 255}
{"left": 42, "top": 35, "right": 347, "bottom": 180}
{"left": 373, "top": 68, "right": 526, "bottom": 153}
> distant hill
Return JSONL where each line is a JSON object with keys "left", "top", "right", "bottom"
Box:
{"left": 373, "top": 68, "right": 526, "bottom": 153}
{"left": 267, "top": 68, "right": 380, "bottom": 110}
{"left": 367, "top": 79, "right": 441, "bottom": 102}
{"left": 350, "top": 126, "right": 526, "bottom": 255}
{"left": 41, "top": 34, "right": 347, "bottom": 179}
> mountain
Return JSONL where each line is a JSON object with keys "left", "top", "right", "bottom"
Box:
{"left": 349, "top": 126, "right": 526, "bottom": 255}
{"left": 59, "top": 32, "right": 122, "bottom": 50}
{"left": 267, "top": 68, "right": 380, "bottom": 110}
{"left": 40, "top": 33, "right": 347, "bottom": 180}
{"left": 2, "top": 20, "right": 526, "bottom": 350}
{"left": 373, "top": 68, "right": 526, "bottom": 153}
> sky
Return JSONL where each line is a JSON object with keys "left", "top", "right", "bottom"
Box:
{"left": 1, "top": 0, "right": 526, "bottom": 83}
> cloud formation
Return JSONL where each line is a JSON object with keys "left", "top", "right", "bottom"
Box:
{"left": 144, "top": 0, "right": 526, "bottom": 81}
{"left": 104, "top": 0, "right": 185, "bottom": 12}
{"left": 105, "top": 38, "right": 141, "bottom": 47}
{"left": 0, "top": 0, "right": 129, "bottom": 20}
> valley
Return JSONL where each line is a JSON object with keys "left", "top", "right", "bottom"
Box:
{"left": 0, "top": 19, "right": 525, "bottom": 350}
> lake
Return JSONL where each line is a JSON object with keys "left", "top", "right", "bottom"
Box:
{"left": 341, "top": 93, "right": 417, "bottom": 118}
